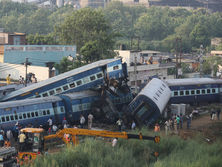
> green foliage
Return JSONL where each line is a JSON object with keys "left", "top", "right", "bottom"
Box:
{"left": 26, "top": 33, "right": 57, "bottom": 45}
{"left": 27, "top": 130, "right": 222, "bottom": 167}
{"left": 1, "top": 1, "right": 222, "bottom": 53}
{"left": 54, "top": 57, "right": 74, "bottom": 73}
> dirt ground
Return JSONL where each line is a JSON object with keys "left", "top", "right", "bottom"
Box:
{"left": 178, "top": 113, "right": 222, "bottom": 142}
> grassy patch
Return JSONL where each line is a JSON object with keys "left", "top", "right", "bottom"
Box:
{"left": 25, "top": 129, "right": 222, "bottom": 167}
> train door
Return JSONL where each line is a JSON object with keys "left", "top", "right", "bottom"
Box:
{"left": 52, "top": 102, "right": 59, "bottom": 124}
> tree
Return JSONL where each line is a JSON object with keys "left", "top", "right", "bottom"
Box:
{"left": 80, "top": 41, "right": 100, "bottom": 63}
{"left": 26, "top": 33, "right": 57, "bottom": 45}
{"left": 54, "top": 57, "right": 73, "bottom": 73}
{"left": 55, "top": 8, "right": 116, "bottom": 59}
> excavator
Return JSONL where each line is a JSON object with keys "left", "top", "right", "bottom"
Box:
{"left": 17, "top": 128, "right": 160, "bottom": 164}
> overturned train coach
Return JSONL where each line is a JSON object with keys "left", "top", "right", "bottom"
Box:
{"left": 0, "top": 89, "right": 133, "bottom": 131}
{"left": 0, "top": 58, "right": 127, "bottom": 102}
{"left": 126, "top": 78, "right": 171, "bottom": 125}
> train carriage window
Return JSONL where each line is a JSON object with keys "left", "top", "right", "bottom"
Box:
{"left": 35, "top": 95, "right": 41, "bottom": 98}
{"left": 35, "top": 112, "right": 39, "bottom": 117}
{"left": 153, "top": 97, "right": 158, "bottom": 101}
{"left": 43, "top": 110, "right": 46, "bottom": 115}
{"left": 76, "top": 80, "right": 82, "bottom": 86}
{"left": 15, "top": 115, "right": 18, "bottom": 120}
{"left": 6, "top": 116, "right": 9, "bottom": 122}
{"left": 69, "top": 82, "right": 75, "bottom": 88}
{"left": 191, "top": 90, "right": 195, "bottom": 95}
{"left": 47, "top": 110, "right": 50, "bottom": 115}
{"left": 56, "top": 88, "right": 62, "bottom": 94}
{"left": 39, "top": 111, "right": 43, "bottom": 116}
{"left": 27, "top": 113, "right": 31, "bottom": 118}
{"left": 42, "top": 93, "right": 48, "bottom": 97}
{"left": 63, "top": 85, "right": 69, "bottom": 91}
{"left": 90, "top": 75, "right": 96, "bottom": 81}
{"left": 207, "top": 89, "right": 211, "bottom": 93}
{"left": 23, "top": 113, "right": 26, "bottom": 119}
{"left": 96, "top": 73, "right": 103, "bottom": 79}
{"left": 113, "top": 65, "right": 119, "bottom": 70}
{"left": 158, "top": 90, "right": 162, "bottom": 94}
{"left": 19, "top": 114, "right": 22, "bottom": 120}
{"left": 31, "top": 112, "right": 35, "bottom": 117}
{"left": 180, "top": 91, "right": 184, "bottom": 96}
{"left": 155, "top": 93, "right": 160, "bottom": 97}
{"left": 10, "top": 115, "right": 14, "bottom": 121}
{"left": 174, "top": 91, "right": 178, "bottom": 96}
{"left": 196, "top": 90, "right": 200, "bottom": 95}
{"left": 60, "top": 107, "right": 64, "bottom": 113}
{"left": 160, "top": 87, "right": 164, "bottom": 91}
{"left": 162, "top": 84, "right": 166, "bottom": 88}
{"left": 83, "top": 77, "right": 90, "bottom": 84}
{"left": 202, "top": 89, "right": 206, "bottom": 94}
{"left": 49, "top": 90, "right": 55, "bottom": 95}
{"left": 212, "top": 89, "right": 216, "bottom": 93}
{"left": 185, "top": 90, "right": 190, "bottom": 95}
{"left": 2, "top": 117, "right": 5, "bottom": 122}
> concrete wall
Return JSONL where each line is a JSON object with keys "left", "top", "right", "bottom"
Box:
{"left": 0, "top": 63, "right": 50, "bottom": 81}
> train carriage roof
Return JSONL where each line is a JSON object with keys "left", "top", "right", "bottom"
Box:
{"left": 165, "top": 78, "right": 222, "bottom": 86}
{"left": 0, "top": 96, "right": 61, "bottom": 109}
{"left": 0, "top": 90, "right": 99, "bottom": 109}
{"left": 1, "top": 58, "right": 120, "bottom": 101}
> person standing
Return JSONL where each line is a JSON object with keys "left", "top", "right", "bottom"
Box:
{"left": 88, "top": 113, "right": 94, "bottom": 130}
{"left": 187, "top": 115, "right": 191, "bottom": 129}
{"left": 131, "top": 121, "right": 136, "bottom": 130}
{"left": 180, "top": 114, "right": 183, "bottom": 129}
{"left": 62, "top": 117, "right": 68, "bottom": 128}
{"left": 217, "top": 108, "right": 221, "bottom": 120}
{"left": 116, "top": 118, "right": 122, "bottom": 131}
{"left": 47, "top": 117, "right": 53, "bottom": 129}
{"left": 80, "top": 115, "right": 85, "bottom": 128}
{"left": 18, "top": 132, "right": 26, "bottom": 151}
{"left": 6, "top": 74, "right": 11, "bottom": 85}
{"left": 165, "top": 120, "right": 170, "bottom": 135}
{"left": 154, "top": 123, "right": 160, "bottom": 132}
{"left": 174, "top": 118, "right": 178, "bottom": 134}
{"left": 176, "top": 115, "right": 180, "bottom": 130}
{"left": 0, "top": 132, "right": 4, "bottom": 147}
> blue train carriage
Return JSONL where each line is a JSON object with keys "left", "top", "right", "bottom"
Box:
{"left": 0, "top": 58, "right": 125, "bottom": 102}
{"left": 0, "top": 96, "right": 64, "bottom": 131}
{"left": 165, "top": 78, "right": 222, "bottom": 104}
{"left": 0, "top": 90, "right": 100, "bottom": 131}
{"left": 58, "top": 91, "right": 100, "bottom": 124}
{"left": 127, "top": 78, "right": 171, "bottom": 125}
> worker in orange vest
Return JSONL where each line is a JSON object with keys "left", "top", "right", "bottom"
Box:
{"left": 154, "top": 123, "right": 160, "bottom": 132}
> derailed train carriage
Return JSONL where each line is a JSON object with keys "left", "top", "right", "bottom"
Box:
{"left": 0, "top": 58, "right": 127, "bottom": 102}
{"left": 0, "top": 89, "right": 133, "bottom": 130}
{"left": 126, "top": 78, "right": 171, "bottom": 125}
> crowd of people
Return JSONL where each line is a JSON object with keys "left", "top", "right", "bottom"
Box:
{"left": 5, "top": 73, "right": 37, "bottom": 85}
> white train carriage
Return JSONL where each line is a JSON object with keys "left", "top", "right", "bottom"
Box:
{"left": 127, "top": 78, "right": 171, "bottom": 125}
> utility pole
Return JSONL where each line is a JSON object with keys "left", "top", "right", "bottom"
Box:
{"left": 199, "top": 45, "right": 204, "bottom": 77}
{"left": 175, "top": 37, "right": 182, "bottom": 78}
{"left": 133, "top": 52, "right": 138, "bottom": 94}
{"left": 24, "top": 58, "right": 31, "bottom": 87}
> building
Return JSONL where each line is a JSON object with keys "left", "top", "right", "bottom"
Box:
{"left": 79, "top": 0, "right": 106, "bottom": 8}
{"left": 127, "top": 63, "right": 175, "bottom": 87}
{"left": 116, "top": 50, "right": 175, "bottom": 87}
{"left": 0, "top": 45, "right": 76, "bottom": 67}
{"left": 112, "top": 0, "right": 149, "bottom": 7}
{"left": 0, "top": 31, "right": 26, "bottom": 45}
{"left": 211, "top": 50, "right": 222, "bottom": 57}
{"left": 115, "top": 50, "right": 173, "bottom": 66}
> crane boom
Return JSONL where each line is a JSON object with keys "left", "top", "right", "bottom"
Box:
{"left": 44, "top": 128, "right": 160, "bottom": 145}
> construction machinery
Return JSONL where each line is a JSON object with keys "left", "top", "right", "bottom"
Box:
{"left": 17, "top": 128, "right": 160, "bottom": 164}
